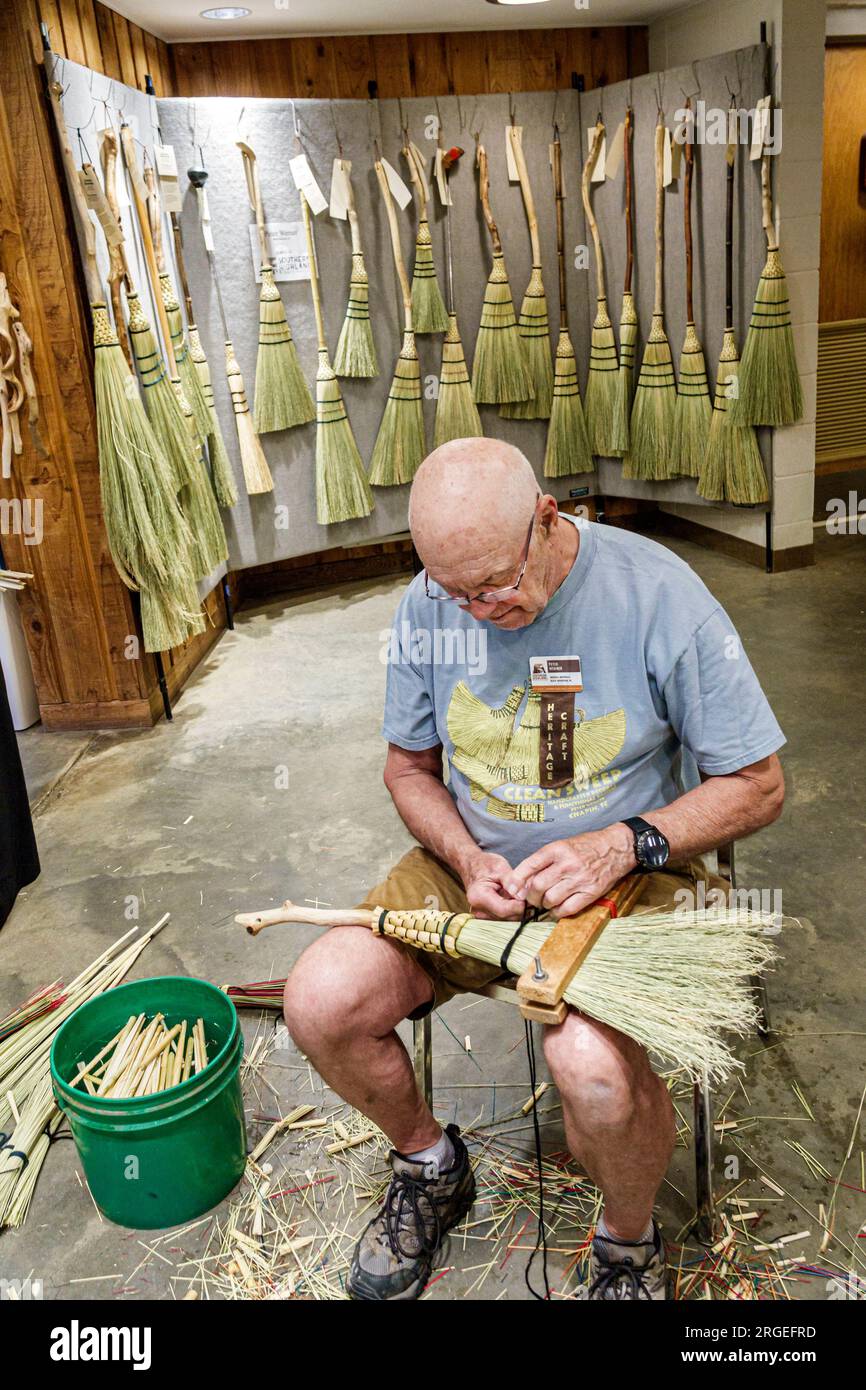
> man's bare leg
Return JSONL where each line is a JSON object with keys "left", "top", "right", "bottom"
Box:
{"left": 284, "top": 927, "right": 441, "bottom": 1153}
{"left": 543, "top": 1012, "right": 675, "bottom": 1240}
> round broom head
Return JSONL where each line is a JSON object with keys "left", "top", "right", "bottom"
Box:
{"left": 127, "top": 293, "right": 199, "bottom": 492}
{"left": 333, "top": 253, "right": 379, "bottom": 379}
{"left": 314, "top": 349, "right": 374, "bottom": 525}
{"left": 254, "top": 266, "right": 315, "bottom": 434}
{"left": 671, "top": 322, "right": 712, "bottom": 478}
{"left": 369, "top": 330, "right": 425, "bottom": 488}
{"left": 611, "top": 290, "right": 638, "bottom": 456}
{"left": 434, "top": 312, "right": 483, "bottom": 447}
{"left": 543, "top": 329, "right": 594, "bottom": 479}
{"left": 410, "top": 219, "right": 449, "bottom": 335}
{"left": 583, "top": 296, "right": 621, "bottom": 456}
{"left": 188, "top": 326, "right": 239, "bottom": 509}
{"left": 500, "top": 266, "right": 553, "bottom": 420}
{"left": 698, "top": 328, "right": 738, "bottom": 501}
{"left": 161, "top": 275, "right": 207, "bottom": 446}
{"left": 471, "top": 252, "right": 532, "bottom": 405}
{"left": 729, "top": 250, "right": 804, "bottom": 427}
{"left": 621, "top": 313, "right": 677, "bottom": 480}
{"left": 225, "top": 339, "right": 273, "bottom": 495}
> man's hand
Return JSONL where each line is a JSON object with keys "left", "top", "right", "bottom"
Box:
{"left": 504, "top": 825, "right": 636, "bottom": 919}
{"left": 462, "top": 851, "right": 529, "bottom": 920}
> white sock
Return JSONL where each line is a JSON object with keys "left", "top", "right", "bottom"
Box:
{"left": 405, "top": 1128, "right": 454, "bottom": 1177}
{"left": 596, "top": 1213, "right": 654, "bottom": 1250}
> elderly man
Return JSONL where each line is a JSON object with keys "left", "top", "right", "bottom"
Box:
{"left": 285, "top": 439, "right": 785, "bottom": 1301}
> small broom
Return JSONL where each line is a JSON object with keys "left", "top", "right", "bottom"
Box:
{"left": 433, "top": 142, "right": 483, "bottom": 448}
{"left": 299, "top": 190, "right": 373, "bottom": 526}
{"left": 500, "top": 122, "right": 553, "bottom": 421}
{"left": 729, "top": 143, "right": 803, "bottom": 427}
{"left": 544, "top": 126, "right": 593, "bottom": 479}
{"left": 671, "top": 102, "right": 711, "bottom": 477}
{"left": 581, "top": 119, "right": 620, "bottom": 455}
{"left": 333, "top": 160, "right": 378, "bottom": 379}
{"left": 188, "top": 163, "right": 274, "bottom": 495}
{"left": 622, "top": 118, "right": 677, "bottom": 481}
{"left": 471, "top": 142, "right": 532, "bottom": 407}
{"left": 611, "top": 106, "right": 637, "bottom": 455}
{"left": 237, "top": 883, "right": 781, "bottom": 1083}
{"left": 368, "top": 154, "right": 425, "bottom": 488}
{"left": 237, "top": 140, "right": 314, "bottom": 435}
{"left": 698, "top": 126, "right": 768, "bottom": 505}
{"left": 402, "top": 135, "right": 449, "bottom": 335}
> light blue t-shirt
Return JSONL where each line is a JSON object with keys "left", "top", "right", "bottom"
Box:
{"left": 382, "top": 517, "right": 785, "bottom": 866}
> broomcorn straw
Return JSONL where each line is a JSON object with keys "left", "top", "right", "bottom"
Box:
{"left": 402, "top": 136, "right": 449, "bottom": 335}
{"left": 472, "top": 143, "right": 532, "bottom": 407}
{"left": 670, "top": 102, "right": 711, "bottom": 478}
{"left": 333, "top": 160, "right": 378, "bottom": 379}
{"left": 544, "top": 127, "right": 592, "bottom": 478}
{"left": 433, "top": 137, "right": 482, "bottom": 447}
{"left": 500, "top": 123, "right": 553, "bottom": 420}
{"left": 581, "top": 119, "right": 620, "bottom": 455}
{"left": 611, "top": 106, "right": 637, "bottom": 455}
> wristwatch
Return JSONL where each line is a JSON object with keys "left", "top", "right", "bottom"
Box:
{"left": 622, "top": 817, "right": 671, "bottom": 873}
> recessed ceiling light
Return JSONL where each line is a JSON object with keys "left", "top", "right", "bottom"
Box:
{"left": 485, "top": 1, "right": 551, "bottom": 6}
{"left": 200, "top": 6, "right": 251, "bottom": 19}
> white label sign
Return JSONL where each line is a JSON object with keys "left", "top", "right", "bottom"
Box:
{"left": 248, "top": 221, "right": 310, "bottom": 282}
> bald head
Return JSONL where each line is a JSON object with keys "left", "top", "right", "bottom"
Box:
{"left": 408, "top": 438, "right": 540, "bottom": 575}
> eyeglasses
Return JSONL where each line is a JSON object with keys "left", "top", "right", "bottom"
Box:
{"left": 423, "top": 511, "right": 537, "bottom": 608}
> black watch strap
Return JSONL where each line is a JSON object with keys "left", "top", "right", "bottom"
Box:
{"left": 622, "top": 816, "right": 670, "bottom": 872}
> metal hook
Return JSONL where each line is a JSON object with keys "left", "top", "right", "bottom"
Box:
{"left": 508, "top": 93, "right": 516, "bottom": 127}
{"left": 76, "top": 128, "right": 93, "bottom": 165}
{"left": 655, "top": 72, "right": 665, "bottom": 119}
{"left": 434, "top": 96, "right": 444, "bottom": 145}
{"left": 288, "top": 99, "right": 301, "bottom": 139}
{"left": 330, "top": 100, "right": 343, "bottom": 157}
{"left": 551, "top": 90, "right": 559, "bottom": 133}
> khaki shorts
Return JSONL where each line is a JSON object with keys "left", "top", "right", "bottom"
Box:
{"left": 359, "top": 845, "right": 731, "bottom": 1017}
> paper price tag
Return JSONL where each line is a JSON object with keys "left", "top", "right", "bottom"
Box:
{"left": 78, "top": 167, "right": 123, "bottom": 246}
{"left": 662, "top": 127, "right": 673, "bottom": 186}
{"left": 670, "top": 132, "right": 683, "bottom": 180}
{"left": 329, "top": 158, "right": 352, "bottom": 220}
{"left": 605, "top": 120, "right": 625, "bottom": 179}
{"left": 380, "top": 157, "right": 412, "bottom": 210}
{"left": 160, "top": 176, "right": 183, "bottom": 213}
{"left": 505, "top": 126, "right": 522, "bottom": 181}
{"left": 434, "top": 148, "right": 452, "bottom": 206}
{"left": 154, "top": 143, "right": 178, "bottom": 178}
{"left": 197, "top": 188, "right": 215, "bottom": 251}
{"left": 751, "top": 95, "right": 772, "bottom": 160}
{"left": 288, "top": 154, "right": 328, "bottom": 215}
{"left": 587, "top": 126, "right": 606, "bottom": 182}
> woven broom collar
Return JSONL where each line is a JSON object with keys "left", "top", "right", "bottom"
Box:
{"left": 159, "top": 273, "right": 181, "bottom": 314}
{"left": 91, "top": 304, "right": 118, "bottom": 347}
{"left": 372, "top": 907, "right": 472, "bottom": 958}
{"left": 259, "top": 267, "right": 280, "bottom": 301}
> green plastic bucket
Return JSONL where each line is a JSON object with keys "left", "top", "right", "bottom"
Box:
{"left": 50, "top": 976, "right": 247, "bottom": 1230}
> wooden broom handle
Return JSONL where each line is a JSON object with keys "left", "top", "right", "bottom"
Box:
{"left": 299, "top": 191, "right": 327, "bottom": 353}
{"left": 402, "top": 140, "right": 428, "bottom": 222}
{"left": 507, "top": 125, "right": 542, "bottom": 268}
{"left": 581, "top": 120, "right": 607, "bottom": 304}
{"left": 476, "top": 144, "right": 503, "bottom": 256}
{"left": 237, "top": 901, "right": 377, "bottom": 936}
{"left": 683, "top": 100, "right": 694, "bottom": 323}
{"left": 725, "top": 136, "right": 735, "bottom": 328}
{"left": 374, "top": 158, "right": 413, "bottom": 332}
{"left": 551, "top": 132, "right": 567, "bottom": 329}
{"left": 341, "top": 162, "right": 363, "bottom": 257}
{"left": 171, "top": 215, "right": 196, "bottom": 322}
{"left": 97, "top": 130, "right": 133, "bottom": 368}
{"left": 120, "top": 124, "right": 179, "bottom": 377}
{"left": 47, "top": 81, "right": 102, "bottom": 304}
{"left": 623, "top": 106, "right": 634, "bottom": 294}
{"left": 237, "top": 142, "right": 270, "bottom": 268}
{"left": 760, "top": 151, "right": 777, "bottom": 253}
{"left": 144, "top": 166, "right": 167, "bottom": 274}
{"left": 653, "top": 120, "right": 665, "bottom": 318}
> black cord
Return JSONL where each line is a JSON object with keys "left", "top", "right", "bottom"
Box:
{"left": 523, "top": 1015, "right": 551, "bottom": 1301}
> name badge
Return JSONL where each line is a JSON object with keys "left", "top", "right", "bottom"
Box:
{"left": 529, "top": 655, "right": 583, "bottom": 692}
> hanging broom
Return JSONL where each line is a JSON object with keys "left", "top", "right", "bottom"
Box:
{"left": 368, "top": 154, "right": 426, "bottom": 488}
{"left": 144, "top": 167, "right": 207, "bottom": 448}
{"left": 581, "top": 119, "right": 620, "bottom": 455}
{"left": 729, "top": 140, "right": 803, "bottom": 427}
{"left": 611, "top": 106, "right": 637, "bottom": 456}
{"left": 472, "top": 142, "right": 532, "bottom": 406}
{"left": 622, "top": 118, "right": 677, "bottom": 481}
{"left": 671, "top": 102, "right": 711, "bottom": 478}
{"left": 299, "top": 190, "right": 373, "bottom": 526}
{"left": 544, "top": 126, "right": 593, "bottom": 479}
{"left": 188, "top": 164, "right": 274, "bottom": 496}
{"left": 433, "top": 142, "right": 482, "bottom": 447}
{"left": 699, "top": 126, "right": 768, "bottom": 505}
{"left": 333, "top": 160, "right": 378, "bottom": 379}
{"left": 500, "top": 122, "right": 553, "bottom": 421}
{"left": 402, "top": 136, "right": 449, "bottom": 335}
{"left": 236, "top": 884, "right": 781, "bottom": 1083}
{"left": 237, "top": 140, "right": 314, "bottom": 435}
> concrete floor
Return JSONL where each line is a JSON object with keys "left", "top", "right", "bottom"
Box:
{"left": 2, "top": 525, "right": 864, "bottom": 1300}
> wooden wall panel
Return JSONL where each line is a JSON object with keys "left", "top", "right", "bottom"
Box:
{"left": 820, "top": 45, "right": 866, "bottom": 325}
{"left": 32, "top": 1, "right": 175, "bottom": 94}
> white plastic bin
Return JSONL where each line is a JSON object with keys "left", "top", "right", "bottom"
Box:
{"left": 0, "top": 590, "right": 39, "bottom": 730}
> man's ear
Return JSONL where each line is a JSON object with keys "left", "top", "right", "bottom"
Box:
{"left": 538, "top": 494, "right": 559, "bottom": 534}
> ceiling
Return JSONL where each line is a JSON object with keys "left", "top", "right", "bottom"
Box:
{"left": 106, "top": 0, "right": 691, "bottom": 45}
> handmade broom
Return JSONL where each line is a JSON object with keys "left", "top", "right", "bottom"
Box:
{"left": 299, "top": 190, "right": 373, "bottom": 526}
{"left": 729, "top": 142, "right": 803, "bottom": 427}
{"left": 333, "top": 160, "right": 378, "bottom": 379}
{"left": 623, "top": 119, "right": 677, "bottom": 481}
{"left": 472, "top": 142, "right": 532, "bottom": 407}
{"left": 671, "top": 103, "right": 711, "bottom": 478}
{"left": 611, "top": 106, "right": 637, "bottom": 455}
{"left": 236, "top": 880, "right": 780, "bottom": 1082}
{"left": 368, "top": 154, "right": 426, "bottom": 488}
{"left": 433, "top": 142, "right": 483, "bottom": 447}
{"left": 402, "top": 135, "right": 449, "bottom": 335}
{"left": 237, "top": 140, "right": 314, "bottom": 434}
{"left": 543, "top": 126, "right": 593, "bottom": 479}
{"left": 188, "top": 163, "right": 274, "bottom": 495}
{"left": 698, "top": 127, "right": 768, "bottom": 505}
{"left": 500, "top": 122, "right": 553, "bottom": 421}
{"left": 48, "top": 84, "right": 200, "bottom": 652}
{"left": 581, "top": 119, "right": 620, "bottom": 456}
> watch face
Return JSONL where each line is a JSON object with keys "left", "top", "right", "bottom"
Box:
{"left": 637, "top": 828, "right": 670, "bottom": 870}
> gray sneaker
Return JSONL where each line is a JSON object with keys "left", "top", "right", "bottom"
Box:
{"left": 347, "top": 1124, "right": 475, "bottom": 1301}
{"left": 588, "top": 1220, "right": 668, "bottom": 1300}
